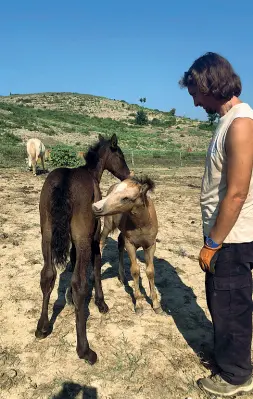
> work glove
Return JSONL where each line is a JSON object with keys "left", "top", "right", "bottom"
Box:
{"left": 199, "top": 243, "right": 222, "bottom": 274}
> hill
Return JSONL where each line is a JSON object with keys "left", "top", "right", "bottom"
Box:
{"left": 0, "top": 92, "right": 214, "bottom": 168}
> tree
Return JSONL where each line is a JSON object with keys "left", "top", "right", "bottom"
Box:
{"left": 135, "top": 110, "right": 148, "bottom": 125}
{"left": 207, "top": 112, "right": 219, "bottom": 125}
{"left": 139, "top": 97, "right": 146, "bottom": 104}
{"left": 168, "top": 108, "right": 176, "bottom": 116}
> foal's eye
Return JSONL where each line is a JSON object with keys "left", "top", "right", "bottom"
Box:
{"left": 121, "top": 197, "right": 129, "bottom": 202}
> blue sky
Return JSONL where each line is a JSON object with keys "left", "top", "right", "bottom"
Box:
{"left": 1, "top": 0, "right": 253, "bottom": 120}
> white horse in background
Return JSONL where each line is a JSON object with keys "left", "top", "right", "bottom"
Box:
{"left": 26, "top": 138, "right": 46, "bottom": 176}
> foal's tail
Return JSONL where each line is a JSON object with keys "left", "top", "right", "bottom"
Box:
{"left": 51, "top": 179, "right": 72, "bottom": 267}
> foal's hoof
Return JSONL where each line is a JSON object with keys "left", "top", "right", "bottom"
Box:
{"left": 35, "top": 328, "right": 51, "bottom": 339}
{"left": 135, "top": 306, "right": 144, "bottom": 316}
{"left": 95, "top": 299, "right": 109, "bottom": 314}
{"left": 35, "top": 319, "right": 52, "bottom": 339}
{"left": 86, "top": 349, "right": 97, "bottom": 365}
{"left": 79, "top": 349, "right": 98, "bottom": 365}
{"left": 153, "top": 306, "right": 163, "bottom": 315}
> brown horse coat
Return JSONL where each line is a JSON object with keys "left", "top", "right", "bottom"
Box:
{"left": 35, "top": 134, "right": 130, "bottom": 365}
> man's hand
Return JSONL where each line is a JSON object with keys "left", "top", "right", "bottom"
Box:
{"left": 199, "top": 243, "right": 222, "bottom": 273}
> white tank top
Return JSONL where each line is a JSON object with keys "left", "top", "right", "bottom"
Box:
{"left": 200, "top": 102, "right": 253, "bottom": 243}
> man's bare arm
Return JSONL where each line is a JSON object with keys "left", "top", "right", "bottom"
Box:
{"left": 209, "top": 118, "right": 253, "bottom": 244}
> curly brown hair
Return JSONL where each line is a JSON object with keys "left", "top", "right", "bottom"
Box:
{"left": 179, "top": 52, "right": 242, "bottom": 101}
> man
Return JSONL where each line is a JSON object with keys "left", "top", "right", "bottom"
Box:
{"left": 179, "top": 52, "right": 253, "bottom": 397}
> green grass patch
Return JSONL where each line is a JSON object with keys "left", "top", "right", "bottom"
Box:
{"left": 0, "top": 132, "right": 26, "bottom": 168}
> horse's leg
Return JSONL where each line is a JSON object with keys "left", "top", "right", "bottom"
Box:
{"left": 71, "top": 237, "right": 97, "bottom": 364}
{"left": 118, "top": 232, "right": 126, "bottom": 284}
{"left": 32, "top": 157, "right": 37, "bottom": 176}
{"left": 91, "top": 215, "right": 112, "bottom": 283}
{"left": 124, "top": 239, "right": 143, "bottom": 314}
{"left": 144, "top": 243, "right": 161, "bottom": 313}
{"left": 28, "top": 154, "right": 32, "bottom": 171}
{"left": 92, "top": 219, "right": 109, "bottom": 313}
{"left": 41, "top": 154, "right": 46, "bottom": 172}
{"left": 35, "top": 229, "right": 57, "bottom": 338}
{"left": 65, "top": 242, "right": 76, "bottom": 305}
{"left": 99, "top": 215, "right": 113, "bottom": 253}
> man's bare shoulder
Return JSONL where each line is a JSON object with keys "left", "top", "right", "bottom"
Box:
{"left": 226, "top": 117, "right": 253, "bottom": 148}
{"left": 229, "top": 117, "right": 253, "bottom": 129}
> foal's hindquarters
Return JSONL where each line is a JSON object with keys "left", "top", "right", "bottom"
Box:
{"left": 27, "top": 138, "right": 45, "bottom": 176}
{"left": 35, "top": 168, "right": 108, "bottom": 365}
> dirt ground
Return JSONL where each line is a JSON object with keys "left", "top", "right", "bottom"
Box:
{"left": 0, "top": 166, "right": 252, "bottom": 399}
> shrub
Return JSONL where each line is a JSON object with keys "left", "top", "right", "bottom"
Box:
{"left": 166, "top": 116, "right": 177, "bottom": 127}
{"left": 150, "top": 117, "right": 176, "bottom": 128}
{"left": 135, "top": 110, "right": 148, "bottom": 125}
{"left": 20, "top": 98, "right": 33, "bottom": 104}
{"left": 50, "top": 145, "right": 82, "bottom": 167}
{"left": 168, "top": 108, "right": 176, "bottom": 116}
{"left": 198, "top": 123, "right": 216, "bottom": 131}
{"left": 151, "top": 118, "right": 160, "bottom": 126}
{"left": 207, "top": 112, "right": 219, "bottom": 125}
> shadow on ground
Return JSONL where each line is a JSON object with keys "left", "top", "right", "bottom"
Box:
{"left": 51, "top": 381, "right": 97, "bottom": 398}
{"left": 48, "top": 236, "right": 216, "bottom": 373}
{"left": 101, "top": 236, "right": 216, "bottom": 373}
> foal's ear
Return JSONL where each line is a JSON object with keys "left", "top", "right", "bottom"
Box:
{"left": 110, "top": 133, "right": 118, "bottom": 148}
{"left": 140, "top": 183, "right": 150, "bottom": 196}
{"left": 98, "top": 134, "right": 104, "bottom": 142}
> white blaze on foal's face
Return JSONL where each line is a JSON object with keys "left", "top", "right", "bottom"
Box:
{"left": 93, "top": 179, "right": 141, "bottom": 215}
{"left": 114, "top": 180, "right": 140, "bottom": 202}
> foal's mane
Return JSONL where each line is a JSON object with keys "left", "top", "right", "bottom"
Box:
{"left": 130, "top": 176, "right": 155, "bottom": 192}
{"left": 84, "top": 136, "right": 109, "bottom": 168}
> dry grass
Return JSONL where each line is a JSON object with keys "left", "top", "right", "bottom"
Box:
{"left": 1, "top": 166, "right": 252, "bottom": 399}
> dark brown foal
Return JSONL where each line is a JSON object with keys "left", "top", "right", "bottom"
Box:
{"left": 35, "top": 134, "right": 130, "bottom": 365}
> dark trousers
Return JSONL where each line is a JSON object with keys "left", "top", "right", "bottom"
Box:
{"left": 205, "top": 241, "right": 253, "bottom": 385}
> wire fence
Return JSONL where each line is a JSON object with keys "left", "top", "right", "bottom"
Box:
{"left": 0, "top": 144, "right": 207, "bottom": 169}
{"left": 122, "top": 149, "right": 207, "bottom": 168}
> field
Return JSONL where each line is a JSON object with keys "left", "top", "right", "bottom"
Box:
{"left": 1, "top": 164, "right": 252, "bottom": 399}
{"left": 0, "top": 93, "right": 251, "bottom": 399}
